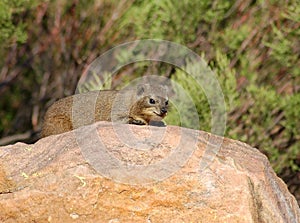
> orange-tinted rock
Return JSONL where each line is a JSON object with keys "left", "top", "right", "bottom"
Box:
{"left": 0, "top": 122, "right": 299, "bottom": 222}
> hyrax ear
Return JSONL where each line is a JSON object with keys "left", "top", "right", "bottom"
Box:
{"left": 136, "top": 84, "right": 150, "bottom": 96}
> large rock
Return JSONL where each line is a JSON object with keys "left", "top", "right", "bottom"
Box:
{"left": 0, "top": 122, "right": 299, "bottom": 222}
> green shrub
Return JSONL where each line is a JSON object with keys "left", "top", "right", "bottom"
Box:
{"left": 0, "top": 0, "right": 36, "bottom": 47}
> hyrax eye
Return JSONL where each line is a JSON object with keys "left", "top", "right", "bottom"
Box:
{"left": 165, "top": 100, "right": 169, "bottom": 106}
{"left": 149, "top": 98, "right": 155, "bottom": 104}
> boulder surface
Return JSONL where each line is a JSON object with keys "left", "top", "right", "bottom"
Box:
{"left": 0, "top": 122, "right": 299, "bottom": 222}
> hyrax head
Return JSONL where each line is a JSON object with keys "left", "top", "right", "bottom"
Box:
{"left": 133, "top": 84, "right": 169, "bottom": 122}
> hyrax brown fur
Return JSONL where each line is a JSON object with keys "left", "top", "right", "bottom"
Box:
{"left": 41, "top": 84, "right": 169, "bottom": 137}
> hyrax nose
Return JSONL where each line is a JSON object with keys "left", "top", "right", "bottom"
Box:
{"left": 161, "top": 107, "right": 167, "bottom": 114}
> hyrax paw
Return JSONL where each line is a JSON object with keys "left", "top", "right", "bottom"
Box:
{"left": 130, "top": 119, "right": 147, "bottom": 125}
{"left": 149, "top": 121, "right": 166, "bottom": 127}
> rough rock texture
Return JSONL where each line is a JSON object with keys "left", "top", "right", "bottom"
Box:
{"left": 0, "top": 122, "right": 299, "bottom": 223}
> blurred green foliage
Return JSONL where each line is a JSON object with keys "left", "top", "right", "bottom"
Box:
{"left": 0, "top": 0, "right": 36, "bottom": 47}
{"left": 0, "top": 0, "right": 299, "bottom": 203}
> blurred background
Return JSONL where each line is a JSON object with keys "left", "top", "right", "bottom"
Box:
{"left": 0, "top": 0, "right": 299, "bottom": 204}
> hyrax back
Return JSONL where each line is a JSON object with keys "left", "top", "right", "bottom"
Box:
{"left": 41, "top": 84, "right": 169, "bottom": 137}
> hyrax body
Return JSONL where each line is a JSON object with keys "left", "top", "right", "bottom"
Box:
{"left": 41, "top": 84, "right": 169, "bottom": 137}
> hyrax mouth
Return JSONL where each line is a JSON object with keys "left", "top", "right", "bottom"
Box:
{"left": 154, "top": 111, "right": 167, "bottom": 118}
